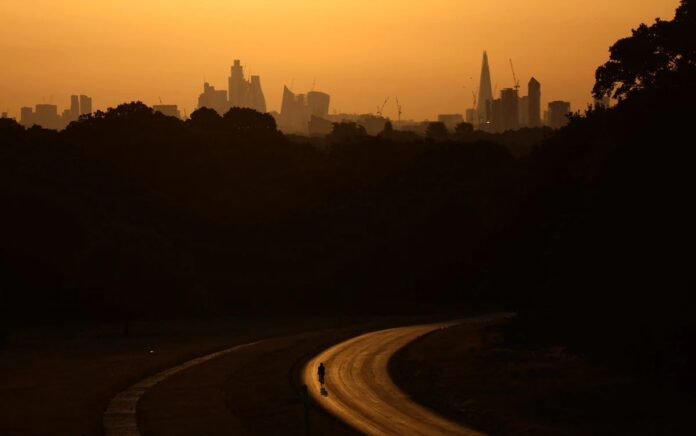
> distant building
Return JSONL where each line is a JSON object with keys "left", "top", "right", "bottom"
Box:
{"left": 307, "top": 91, "right": 330, "bottom": 118}
{"left": 280, "top": 86, "right": 309, "bottom": 133}
{"left": 528, "top": 78, "right": 541, "bottom": 127}
{"left": 437, "top": 114, "right": 464, "bottom": 130}
{"left": 280, "top": 86, "right": 332, "bottom": 134}
{"left": 61, "top": 94, "right": 93, "bottom": 126}
{"left": 490, "top": 98, "right": 503, "bottom": 132}
{"left": 198, "top": 82, "right": 229, "bottom": 115}
{"left": 1, "top": 112, "right": 7, "bottom": 119}
{"left": 477, "top": 51, "right": 494, "bottom": 124}
{"left": 153, "top": 104, "right": 181, "bottom": 119}
{"left": 228, "top": 60, "right": 246, "bottom": 108}
{"left": 500, "top": 88, "right": 519, "bottom": 132}
{"left": 79, "top": 95, "right": 92, "bottom": 115}
{"left": 70, "top": 95, "right": 80, "bottom": 121}
{"left": 548, "top": 101, "right": 571, "bottom": 129}
{"left": 248, "top": 75, "right": 267, "bottom": 113}
{"left": 61, "top": 108, "right": 73, "bottom": 123}
{"left": 20, "top": 107, "right": 34, "bottom": 127}
{"left": 465, "top": 108, "right": 477, "bottom": 125}
{"left": 518, "top": 96, "right": 529, "bottom": 127}
{"left": 35, "top": 104, "right": 61, "bottom": 130}
{"left": 228, "top": 60, "right": 266, "bottom": 112}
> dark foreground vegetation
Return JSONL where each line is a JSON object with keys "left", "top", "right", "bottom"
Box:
{"left": 394, "top": 3, "right": 696, "bottom": 433}
{"left": 392, "top": 317, "right": 692, "bottom": 435}
{"left": 1, "top": 0, "right": 694, "bottom": 430}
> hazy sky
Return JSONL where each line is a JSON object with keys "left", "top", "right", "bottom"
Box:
{"left": 0, "top": 0, "right": 680, "bottom": 120}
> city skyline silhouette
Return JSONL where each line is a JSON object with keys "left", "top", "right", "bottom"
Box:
{"left": 0, "top": 0, "right": 680, "bottom": 119}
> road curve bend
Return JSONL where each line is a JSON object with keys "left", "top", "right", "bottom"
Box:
{"left": 302, "top": 322, "right": 484, "bottom": 436}
{"left": 103, "top": 340, "right": 263, "bottom": 436}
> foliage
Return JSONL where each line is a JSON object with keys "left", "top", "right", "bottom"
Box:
{"left": 425, "top": 122, "right": 448, "bottom": 141}
{"left": 594, "top": 0, "right": 696, "bottom": 100}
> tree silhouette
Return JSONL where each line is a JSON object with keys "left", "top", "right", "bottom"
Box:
{"left": 425, "top": 122, "right": 448, "bottom": 141}
{"left": 221, "top": 107, "right": 279, "bottom": 137}
{"left": 594, "top": 0, "right": 696, "bottom": 100}
{"left": 327, "top": 121, "right": 367, "bottom": 142}
{"left": 188, "top": 107, "right": 222, "bottom": 130}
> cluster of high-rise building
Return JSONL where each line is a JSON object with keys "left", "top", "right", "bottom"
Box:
{"left": 19, "top": 95, "right": 92, "bottom": 130}
{"left": 471, "top": 51, "right": 572, "bottom": 131}
{"left": 197, "top": 59, "right": 267, "bottom": 116}
{"left": 8, "top": 53, "right": 586, "bottom": 133}
{"left": 277, "top": 86, "right": 331, "bottom": 133}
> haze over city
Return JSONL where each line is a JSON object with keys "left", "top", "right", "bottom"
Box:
{"left": 0, "top": 0, "right": 680, "bottom": 119}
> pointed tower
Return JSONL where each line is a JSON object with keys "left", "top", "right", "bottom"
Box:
{"left": 228, "top": 60, "right": 248, "bottom": 108}
{"left": 477, "top": 51, "right": 494, "bottom": 123}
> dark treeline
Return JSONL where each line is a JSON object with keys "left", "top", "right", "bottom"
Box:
{"left": 1, "top": 0, "right": 694, "bottom": 392}
{"left": 0, "top": 105, "right": 527, "bottom": 320}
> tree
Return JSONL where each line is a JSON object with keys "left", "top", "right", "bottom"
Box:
{"left": 222, "top": 107, "right": 279, "bottom": 137}
{"left": 327, "top": 122, "right": 367, "bottom": 142}
{"left": 382, "top": 120, "right": 394, "bottom": 135}
{"left": 453, "top": 122, "right": 474, "bottom": 141}
{"left": 593, "top": 0, "right": 696, "bottom": 100}
{"left": 425, "top": 122, "right": 448, "bottom": 141}
{"left": 188, "top": 107, "right": 222, "bottom": 129}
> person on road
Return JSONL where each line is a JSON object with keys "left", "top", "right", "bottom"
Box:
{"left": 318, "top": 362, "right": 326, "bottom": 386}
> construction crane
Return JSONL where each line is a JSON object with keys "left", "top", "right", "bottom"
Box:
{"left": 509, "top": 59, "right": 520, "bottom": 91}
{"left": 395, "top": 97, "right": 403, "bottom": 124}
{"left": 376, "top": 97, "right": 389, "bottom": 117}
{"left": 471, "top": 91, "right": 477, "bottom": 109}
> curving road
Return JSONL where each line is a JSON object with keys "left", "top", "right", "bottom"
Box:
{"left": 103, "top": 340, "right": 264, "bottom": 436}
{"left": 302, "top": 322, "right": 484, "bottom": 436}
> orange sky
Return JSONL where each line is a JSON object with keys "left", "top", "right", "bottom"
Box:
{"left": 0, "top": 0, "right": 680, "bottom": 120}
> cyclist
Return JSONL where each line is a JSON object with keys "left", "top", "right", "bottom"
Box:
{"left": 318, "top": 362, "right": 326, "bottom": 385}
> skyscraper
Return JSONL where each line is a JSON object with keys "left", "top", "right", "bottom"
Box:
{"left": 34, "top": 104, "right": 61, "bottom": 130}
{"left": 20, "top": 107, "right": 34, "bottom": 127}
{"left": 280, "top": 86, "right": 331, "bottom": 133}
{"left": 198, "top": 82, "right": 229, "bottom": 115}
{"left": 528, "top": 78, "right": 541, "bottom": 127}
{"left": 70, "top": 95, "right": 80, "bottom": 120}
{"left": 477, "top": 51, "right": 494, "bottom": 124}
{"left": 79, "top": 95, "right": 92, "bottom": 115}
{"left": 227, "top": 60, "right": 267, "bottom": 113}
{"left": 307, "top": 91, "right": 330, "bottom": 118}
{"left": 500, "top": 88, "right": 519, "bottom": 132}
{"left": 228, "top": 60, "right": 246, "bottom": 108}
{"left": 548, "top": 101, "right": 571, "bottom": 129}
{"left": 249, "top": 75, "right": 267, "bottom": 113}
{"left": 518, "top": 96, "right": 530, "bottom": 127}
{"left": 280, "top": 86, "right": 308, "bottom": 132}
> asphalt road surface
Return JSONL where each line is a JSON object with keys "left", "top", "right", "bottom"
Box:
{"left": 302, "top": 322, "right": 484, "bottom": 436}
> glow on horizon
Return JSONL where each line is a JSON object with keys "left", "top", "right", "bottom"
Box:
{"left": 0, "top": 0, "right": 680, "bottom": 120}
